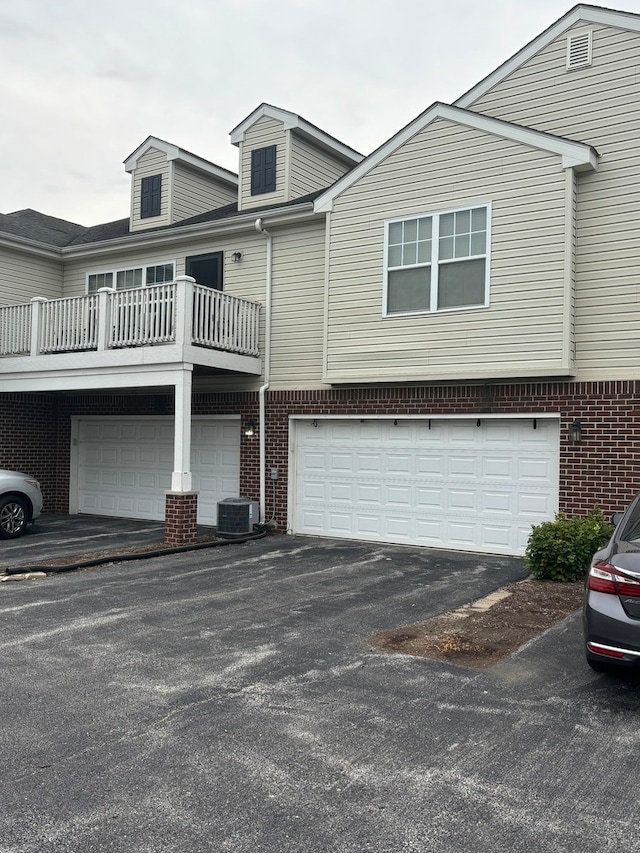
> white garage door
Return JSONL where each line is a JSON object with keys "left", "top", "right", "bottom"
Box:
{"left": 293, "top": 418, "right": 559, "bottom": 556}
{"left": 76, "top": 417, "right": 240, "bottom": 524}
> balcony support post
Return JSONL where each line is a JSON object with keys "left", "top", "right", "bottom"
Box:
{"left": 165, "top": 366, "right": 197, "bottom": 545}
{"left": 171, "top": 367, "right": 193, "bottom": 493}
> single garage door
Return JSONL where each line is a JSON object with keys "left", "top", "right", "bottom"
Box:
{"left": 293, "top": 417, "right": 559, "bottom": 556}
{"left": 75, "top": 416, "right": 240, "bottom": 524}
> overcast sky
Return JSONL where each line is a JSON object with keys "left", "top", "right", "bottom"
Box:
{"left": 2, "top": 0, "right": 639, "bottom": 226}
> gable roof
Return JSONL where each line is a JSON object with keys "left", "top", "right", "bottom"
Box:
{"left": 0, "top": 209, "right": 85, "bottom": 246}
{"left": 230, "top": 103, "right": 364, "bottom": 166}
{"left": 456, "top": 4, "right": 640, "bottom": 109}
{"left": 123, "top": 136, "right": 238, "bottom": 188}
{"left": 314, "top": 102, "right": 598, "bottom": 213}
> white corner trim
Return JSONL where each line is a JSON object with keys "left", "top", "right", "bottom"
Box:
{"left": 314, "top": 103, "right": 597, "bottom": 213}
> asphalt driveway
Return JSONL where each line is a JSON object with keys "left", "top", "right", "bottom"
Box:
{"left": 1, "top": 533, "right": 638, "bottom": 852}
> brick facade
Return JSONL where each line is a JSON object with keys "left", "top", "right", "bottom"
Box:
{"left": 2, "top": 379, "right": 638, "bottom": 532}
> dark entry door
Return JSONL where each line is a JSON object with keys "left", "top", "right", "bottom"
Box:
{"left": 185, "top": 252, "right": 223, "bottom": 290}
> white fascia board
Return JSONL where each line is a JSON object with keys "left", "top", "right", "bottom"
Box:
{"left": 61, "top": 203, "right": 319, "bottom": 259}
{"left": 455, "top": 5, "right": 640, "bottom": 109}
{"left": 124, "top": 136, "right": 237, "bottom": 187}
{"left": 230, "top": 104, "right": 363, "bottom": 165}
{"left": 314, "top": 103, "right": 597, "bottom": 213}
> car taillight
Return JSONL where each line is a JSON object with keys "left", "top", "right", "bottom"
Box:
{"left": 587, "top": 560, "right": 640, "bottom": 597}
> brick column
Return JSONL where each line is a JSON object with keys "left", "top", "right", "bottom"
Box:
{"left": 164, "top": 491, "right": 198, "bottom": 546}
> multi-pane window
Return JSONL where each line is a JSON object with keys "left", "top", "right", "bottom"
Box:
{"left": 385, "top": 205, "right": 489, "bottom": 315}
{"left": 87, "top": 262, "right": 175, "bottom": 293}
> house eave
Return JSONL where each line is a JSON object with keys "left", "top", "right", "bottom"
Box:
{"left": 314, "top": 103, "right": 598, "bottom": 213}
{"left": 230, "top": 103, "right": 363, "bottom": 166}
{"left": 124, "top": 136, "right": 238, "bottom": 188}
{"left": 0, "top": 233, "right": 62, "bottom": 259}
{"left": 61, "top": 202, "right": 319, "bottom": 259}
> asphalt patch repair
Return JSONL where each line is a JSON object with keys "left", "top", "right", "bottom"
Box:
{"left": 369, "top": 578, "right": 584, "bottom": 668}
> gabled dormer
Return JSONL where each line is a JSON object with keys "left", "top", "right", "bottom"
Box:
{"left": 124, "top": 137, "right": 238, "bottom": 232}
{"left": 230, "top": 104, "right": 364, "bottom": 211}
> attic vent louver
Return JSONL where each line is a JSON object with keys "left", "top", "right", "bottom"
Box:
{"left": 567, "top": 31, "right": 592, "bottom": 69}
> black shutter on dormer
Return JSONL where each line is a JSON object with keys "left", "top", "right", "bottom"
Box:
{"left": 141, "top": 174, "right": 162, "bottom": 218}
{"left": 251, "top": 146, "right": 276, "bottom": 195}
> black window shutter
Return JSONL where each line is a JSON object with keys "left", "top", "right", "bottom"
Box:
{"left": 141, "top": 174, "right": 162, "bottom": 218}
{"left": 250, "top": 146, "right": 276, "bottom": 195}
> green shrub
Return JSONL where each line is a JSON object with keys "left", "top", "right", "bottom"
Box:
{"left": 524, "top": 509, "right": 614, "bottom": 582}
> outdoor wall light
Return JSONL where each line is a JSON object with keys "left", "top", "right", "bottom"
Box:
{"left": 311, "top": 419, "right": 318, "bottom": 428}
{"left": 569, "top": 420, "right": 583, "bottom": 443}
{"left": 244, "top": 419, "right": 257, "bottom": 437}
{"left": 231, "top": 251, "right": 243, "bottom": 263}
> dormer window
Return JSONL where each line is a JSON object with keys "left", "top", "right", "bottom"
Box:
{"left": 250, "top": 145, "right": 276, "bottom": 195}
{"left": 566, "top": 31, "right": 592, "bottom": 70}
{"left": 140, "top": 174, "right": 162, "bottom": 218}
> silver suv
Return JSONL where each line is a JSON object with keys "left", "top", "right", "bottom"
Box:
{"left": 0, "top": 470, "right": 43, "bottom": 539}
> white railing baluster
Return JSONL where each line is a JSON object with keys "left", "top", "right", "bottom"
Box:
{"left": 1, "top": 283, "right": 260, "bottom": 360}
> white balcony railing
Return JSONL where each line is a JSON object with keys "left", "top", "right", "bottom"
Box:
{"left": 0, "top": 278, "right": 261, "bottom": 360}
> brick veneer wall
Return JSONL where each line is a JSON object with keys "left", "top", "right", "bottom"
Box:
{"left": 257, "top": 380, "right": 640, "bottom": 530}
{"left": 0, "top": 393, "right": 58, "bottom": 509}
{"left": 3, "top": 380, "right": 638, "bottom": 529}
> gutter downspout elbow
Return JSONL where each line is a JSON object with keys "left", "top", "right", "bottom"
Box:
{"left": 255, "top": 218, "right": 272, "bottom": 524}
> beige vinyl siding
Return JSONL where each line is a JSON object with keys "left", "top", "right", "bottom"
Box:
{"left": 269, "top": 219, "right": 325, "bottom": 388}
{"left": 130, "top": 148, "right": 170, "bottom": 232}
{"left": 467, "top": 22, "right": 640, "bottom": 380}
{"left": 238, "top": 116, "right": 287, "bottom": 211}
{"left": 289, "top": 136, "right": 350, "bottom": 198}
{"left": 325, "top": 118, "right": 568, "bottom": 383}
{"left": 171, "top": 163, "right": 236, "bottom": 223}
{"left": 0, "top": 246, "right": 63, "bottom": 306}
{"left": 197, "top": 219, "right": 327, "bottom": 391}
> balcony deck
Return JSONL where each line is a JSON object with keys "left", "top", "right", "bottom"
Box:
{"left": 0, "top": 279, "right": 262, "bottom": 392}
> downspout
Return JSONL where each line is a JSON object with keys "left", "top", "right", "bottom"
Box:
{"left": 255, "top": 217, "right": 272, "bottom": 523}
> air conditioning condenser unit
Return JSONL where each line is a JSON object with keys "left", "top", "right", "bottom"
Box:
{"left": 216, "top": 497, "right": 260, "bottom": 537}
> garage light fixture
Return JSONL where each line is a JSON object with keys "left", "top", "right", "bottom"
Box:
{"left": 569, "top": 420, "right": 583, "bottom": 443}
{"left": 311, "top": 419, "right": 318, "bottom": 428}
{"left": 244, "top": 419, "right": 257, "bottom": 438}
{"left": 231, "top": 251, "right": 243, "bottom": 263}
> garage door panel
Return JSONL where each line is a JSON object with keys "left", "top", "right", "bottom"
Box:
{"left": 416, "top": 456, "right": 444, "bottom": 476}
{"left": 294, "top": 418, "right": 559, "bottom": 556}
{"left": 416, "top": 487, "right": 444, "bottom": 508}
{"left": 449, "top": 489, "right": 476, "bottom": 511}
{"left": 77, "top": 417, "right": 239, "bottom": 525}
{"left": 482, "top": 490, "right": 512, "bottom": 513}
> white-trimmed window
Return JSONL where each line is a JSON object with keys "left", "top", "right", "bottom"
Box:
{"left": 87, "top": 262, "right": 174, "bottom": 293}
{"left": 384, "top": 205, "right": 489, "bottom": 315}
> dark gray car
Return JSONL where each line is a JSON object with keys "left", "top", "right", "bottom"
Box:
{"left": 584, "top": 494, "right": 640, "bottom": 671}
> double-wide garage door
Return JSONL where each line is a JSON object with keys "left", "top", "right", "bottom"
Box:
{"left": 75, "top": 417, "right": 240, "bottom": 525}
{"left": 294, "top": 418, "right": 559, "bottom": 556}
